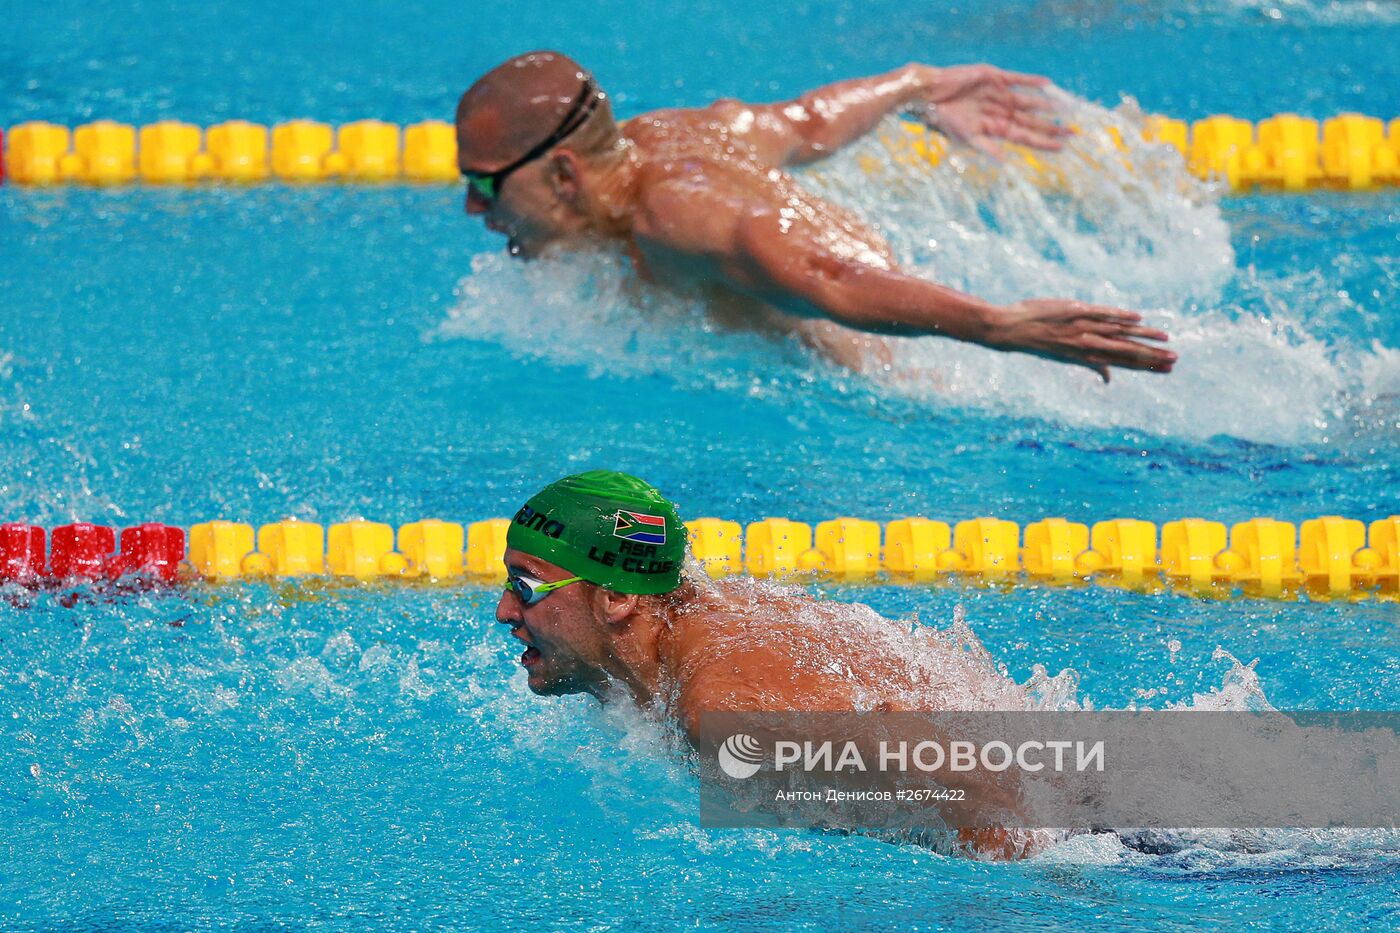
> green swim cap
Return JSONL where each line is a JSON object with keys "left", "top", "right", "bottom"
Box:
{"left": 507, "top": 470, "right": 685, "bottom": 595}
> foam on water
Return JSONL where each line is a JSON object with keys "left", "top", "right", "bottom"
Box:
{"left": 441, "top": 92, "right": 1400, "bottom": 445}
{"left": 437, "top": 247, "right": 802, "bottom": 383}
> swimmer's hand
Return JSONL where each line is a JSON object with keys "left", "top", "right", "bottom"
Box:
{"left": 916, "top": 64, "right": 1072, "bottom": 157}
{"left": 989, "top": 299, "right": 1176, "bottom": 381}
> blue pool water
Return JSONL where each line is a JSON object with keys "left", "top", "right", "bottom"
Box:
{"left": 3, "top": 0, "right": 1400, "bottom": 928}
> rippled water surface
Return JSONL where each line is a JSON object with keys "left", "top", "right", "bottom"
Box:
{"left": 3, "top": 0, "right": 1399, "bottom": 929}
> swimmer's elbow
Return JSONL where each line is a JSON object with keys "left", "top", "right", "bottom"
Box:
{"left": 783, "top": 98, "right": 838, "bottom": 159}
{"left": 795, "top": 273, "right": 913, "bottom": 336}
{"left": 814, "top": 285, "right": 901, "bottom": 333}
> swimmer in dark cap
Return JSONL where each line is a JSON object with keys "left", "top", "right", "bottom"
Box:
{"left": 498, "top": 469, "right": 1039, "bottom": 858}
{"left": 457, "top": 52, "right": 1176, "bottom": 380}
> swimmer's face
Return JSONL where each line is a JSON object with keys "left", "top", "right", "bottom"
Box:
{"left": 463, "top": 154, "right": 592, "bottom": 260}
{"left": 457, "top": 58, "right": 611, "bottom": 259}
{"left": 496, "top": 548, "right": 612, "bottom": 696}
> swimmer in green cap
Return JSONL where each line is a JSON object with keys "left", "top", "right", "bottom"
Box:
{"left": 499, "top": 469, "right": 689, "bottom": 699}
{"left": 498, "top": 469, "right": 1037, "bottom": 857}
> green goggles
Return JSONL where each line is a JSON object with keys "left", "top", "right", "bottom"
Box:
{"left": 462, "top": 76, "right": 601, "bottom": 203}
{"left": 464, "top": 172, "right": 502, "bottom": 202}
{"left": 504, "top": 569, "right": 584, "bottom": 606}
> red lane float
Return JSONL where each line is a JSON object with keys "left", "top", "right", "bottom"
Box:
{"left": 0, "top": 524, "right": 45, "bottom": 582}
{"left": 8, "top": 522, "right": 186, "bottom": 585}
{"left": 48, "top": 523, "right": 117, "bottom": 580}
{"left": 115, "top": 523, "right": 185, "bottom": 582}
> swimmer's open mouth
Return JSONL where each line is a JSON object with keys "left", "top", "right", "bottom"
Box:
{"left": 509, "top": 625, "right": 541, "bottom": 666}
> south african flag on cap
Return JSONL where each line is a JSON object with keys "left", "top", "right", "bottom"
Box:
{"left": 613, "top": 509, "right": 667, "bottom": 545}
{"left": 507, "top": 470, "right": 685, "bottom": 595}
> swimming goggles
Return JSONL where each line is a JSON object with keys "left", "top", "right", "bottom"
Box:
{"left": 505, "top": 569, "right": 584, "bottom": 606}
{"left": 463, "top": 77, "right": 602, "bottom": 202}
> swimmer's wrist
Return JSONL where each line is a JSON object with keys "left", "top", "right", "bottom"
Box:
{"left": 903, "top": 63, "right": 941, "bottom": 104}
{"left": 902, "top": 63, "right": 940, "bottom": 92}
{"left": 916, "top": 294, "right": 1001, "bottom": 344}
{"left": 977, "top": 304, "right": 1015, "bottom": 347}
{"left": 896, "top": 64, "right": 944, "bottom": 127}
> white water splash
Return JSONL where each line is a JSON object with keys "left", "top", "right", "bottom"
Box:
{"left": 437, "top": 246, "right": 804, "bottom": 382}
{"left": 805, "top": 94, "right": 1394, "bottom": 444}
{"left": 805, "top": 91, "right": 1237, "bottom": 308}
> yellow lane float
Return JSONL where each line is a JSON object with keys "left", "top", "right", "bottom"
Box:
{"left": 6, "top": 113, "right": 1397, "bottom": 190}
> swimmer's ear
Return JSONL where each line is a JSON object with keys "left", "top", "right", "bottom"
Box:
{"left": 546, "top": 151, "right": 584, "bottom": 204}
{"left": 594, "top": 586, "right": 640, "bottom": 625}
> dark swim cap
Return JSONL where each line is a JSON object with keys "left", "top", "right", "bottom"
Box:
{"left": 506, "top": 470, "right": 685, "bottom": 594}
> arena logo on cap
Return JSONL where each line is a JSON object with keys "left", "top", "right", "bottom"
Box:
{"left": 513, "top": 504, "right": 566, "bottom": 539}
{"left": 613, "top": 510, "right": 666, "bottom": 545}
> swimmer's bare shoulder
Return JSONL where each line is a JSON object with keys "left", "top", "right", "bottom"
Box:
{"left": 667, "top": 598, "right": 1035, "bottom": 860}
{"left": 632, "top": 170, "right": 739, "bottom": 254}
{"left": 668, "top": 590, "right": 914, "bottom": 726}
{"left": 670, "top": 612, "right": 865, "bottom": 749}
{"left": 628, "top": 164, "right": 771, "bottom": 290}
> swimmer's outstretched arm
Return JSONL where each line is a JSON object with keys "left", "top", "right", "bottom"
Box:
{"left": 635, "top": 180, "right": 1176, "bottom": 379}
{"left": 733, "top": 211, "right": 1176, "bottom": 380}
{"left": 728, "top": 63, "right": 1071, "bottom": 165}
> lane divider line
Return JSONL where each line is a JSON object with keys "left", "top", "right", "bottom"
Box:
{"left": 3, "top": 114, "right": 1399, "bottom": 191}
{"left": 2, "top": 515, "right": 1397, "bottom": 601}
